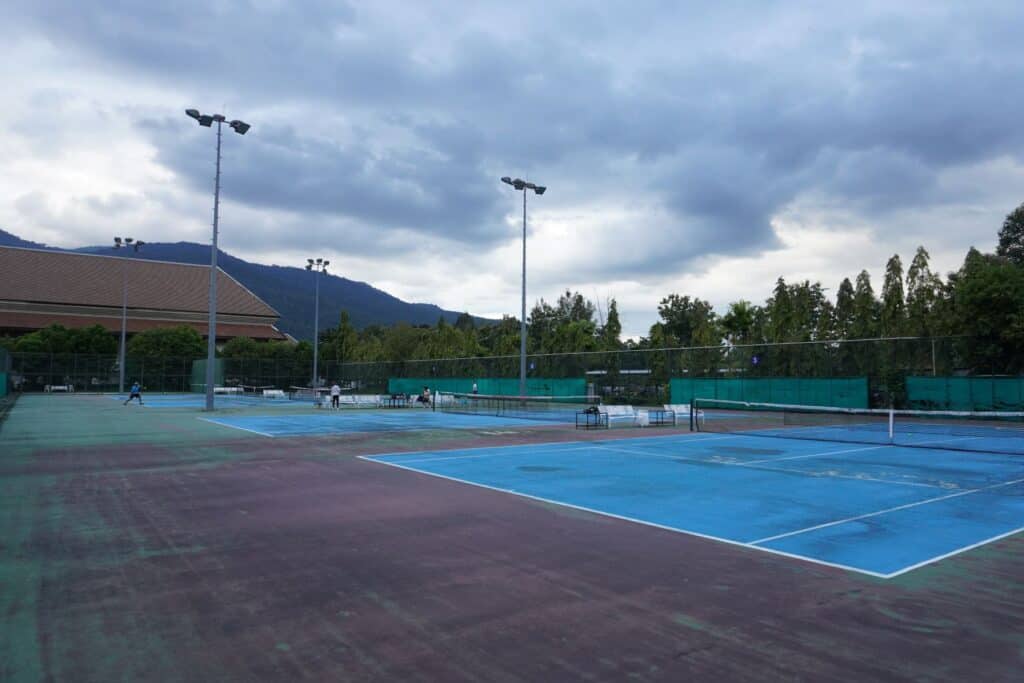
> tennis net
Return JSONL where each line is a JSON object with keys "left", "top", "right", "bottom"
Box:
{"left": 435, "top": 391, "right": 600, "bottom": 422}
{"left": 693, "top": 398, "right": 1024, "bottom": 456}
{"left": 288, "top": 386, "right": 329, "bottom": 402}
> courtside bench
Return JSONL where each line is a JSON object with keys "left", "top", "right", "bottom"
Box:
{"left": 663, "top": 404, "right": 704, "bottom": 428}
{"left": 576, "top": 405, "right": 638, "bottom": 429}
{"left": 575, "top": 408, "right": 608, "bottom": 430}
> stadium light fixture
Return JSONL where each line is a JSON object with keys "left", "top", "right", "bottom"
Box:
{"left": 305, "top": 258, "right": 329, "bottom": 395}
{"left": 185, "top": 108, "right": 252, "bottom": 411}
{"left": 501, "top": 175, "right": 547, "bottom": 397}
{"left": 113, "top": 236, "right": 145, "bottom": 394}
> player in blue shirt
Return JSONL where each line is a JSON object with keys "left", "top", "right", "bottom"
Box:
{"left": 124, "top": 381, "right": 144, "bottom": 406}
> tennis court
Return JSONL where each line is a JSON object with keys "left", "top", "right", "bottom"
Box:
{"left": 204, "top": 408, "right": 554, "bottom": 436}
{"left": 3, "top": 392, "right": 1023, "bottom": 680}
{"left": 364, "top": 430, "right": 1024, "bottom": 578}
{"left": 110, "top": 392, "right": 305, "bottom": 408}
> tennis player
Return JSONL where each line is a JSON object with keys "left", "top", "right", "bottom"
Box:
{"left": 330, "top": 383, "right": 341, "bottom": 409}
{"left": 124, "top": 381, "right": 144, "bottom": 406}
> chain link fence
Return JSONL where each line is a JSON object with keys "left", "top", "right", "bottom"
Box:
{"left": 7, "top": 336, "right": 1017, "bottom": 408}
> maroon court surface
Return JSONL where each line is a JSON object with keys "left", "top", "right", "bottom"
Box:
{"left": 1, "top": 393, "right": 1022, "bottom": 681}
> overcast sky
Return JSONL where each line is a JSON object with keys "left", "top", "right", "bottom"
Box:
{"left": 2, "top": 2, "right": 1023, "bottom": 337}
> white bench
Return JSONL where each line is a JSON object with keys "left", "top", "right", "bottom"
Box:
{"left": 663, "top": 404, "right": 704, "bottom": 427}
{"left": 600, "top": 405, "right": 638, "bottom": 426}
{"left": 263, "top": 389, "right": 287, "bottom": 399}
{"left": 44, "top": 384, "right": 73, "bottom": 393}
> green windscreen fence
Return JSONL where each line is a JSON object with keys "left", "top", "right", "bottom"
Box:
{"left": 0, "top": 373, "right": 6, "bottom": 397}
{"left": 670, "top": 377, "right": 868, "bottom": 408}
{"left": 388, "top": 377, "right": 587, "bottom": 397}
{"left": 189, "top": 359, "right": 225, "bottom": 392}
{"left": 907, "top": 377, "right": 1024, "bottom": 411}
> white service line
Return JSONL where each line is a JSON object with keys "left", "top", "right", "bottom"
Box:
{"left": 749, "top": 476, "right": 1024, "bottom": 545}
{"left": 386, "top": 445, "right": 596, "bottom": 465}
{"left": 587, "top": 443, "right": 942, "bottom": 489}
{"left": 197, "top": 417, "right": 276, "bottom": 438}
{"left": 742, "top": 444, "right": 888, "bottom": 465}
{"left": 357, "top": 455, "right": 892, "bottom": 579}
{"left": 882, "top": 524, "right": 1024, "bottom": 577}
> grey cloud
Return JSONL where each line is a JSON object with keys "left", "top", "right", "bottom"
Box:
{"left": 5, "top": 1, "right": 1024, "bottom": 281}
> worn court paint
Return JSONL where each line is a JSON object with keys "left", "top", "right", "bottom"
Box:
{"left": 203, "top": 410, "right": 553, "bottom": 436}
{"left": 4, "top": 392, "right": 1024, "bottom": 681}
{"left": 364, "top": 434, "right": 1024, "bottom": 577}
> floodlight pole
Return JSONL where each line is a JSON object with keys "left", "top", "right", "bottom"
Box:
{"left": 306, "top": 258, "right": 330, "bottom": 391}
{"left": 520, "top": 189, "right": 527, "bottom": 398}
{"left": 501, "top": 177, "right": 546, "bottom": 398}
{"left": 205, "top": 120, "right": 223, "bottom": 411}
{"left": 113, "top": 237, "right": 143, "bottom": 393}
{"left": 185, "top": 109, "right": 250, "bottom": 411}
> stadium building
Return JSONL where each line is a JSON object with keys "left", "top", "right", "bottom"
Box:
{"left": 0, "top": 246, "right": 287, "bottom": 342}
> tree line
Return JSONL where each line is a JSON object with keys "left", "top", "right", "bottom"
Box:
{"left": 4, "top": 203, "right": 1023, "bottom": 377}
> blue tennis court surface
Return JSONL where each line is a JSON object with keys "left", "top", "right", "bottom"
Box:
{"left": 111, "top": 393, "right": 304, "bottom": 408}
{"left": 362, "top": 433, "right": 1024, "bottom": 577}
{"left": 203, "top": 410, "right": 552, "bottom": 436}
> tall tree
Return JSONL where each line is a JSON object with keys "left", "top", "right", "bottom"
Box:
{"left": 951, "top": 247, "right": 1024, "bottom": 372}
{"left": 656, "top": 294, "right": 719, "bottom": 346}
{"left": 997, "top": 202, "right": 1024, "bottom": 264}
{"left": 721, "top": 300, "right": 759, "bottom": 345}
{"left": 850, "top": 270, "right": 879, "bottom": 339}
{"left": 598, "top": 299, "right": 623, "bottom": 349}
{"left": 880, "top": 254, "right": 906, "bottom": 336}
{"left": 764, "top": 278, "right": 792, "bottom": 342}
{"left": 905, "top": 246, "right": 943, "bottom": 337}
{"left": 834, "top": 278, "right": 856, "bottom": 338}
{"left": 321, "top": 311, "right": 359, "bottom": 363}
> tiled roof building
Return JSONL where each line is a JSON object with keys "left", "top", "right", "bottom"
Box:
{"left": 0, "top": 246, "right": 286, "bottom": 341}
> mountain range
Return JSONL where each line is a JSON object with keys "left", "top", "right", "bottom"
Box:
{"left": 0, "top": 229, "right": 488, "bottom": 340}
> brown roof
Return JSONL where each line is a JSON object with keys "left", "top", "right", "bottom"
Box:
{"left": 0, "top": 311, "right": 287, "bottom": 340}
{"left": 0, "top": 246, "right": 278, "bottom": 317}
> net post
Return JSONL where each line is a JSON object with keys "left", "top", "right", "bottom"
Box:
{"left": 888, "top": 407, "right": 895, "bottom": 443}
{"left": 689, "top": 398, "right": 696, "bottom": 431}
{"left": 431, "top": 390, "right": 436, "bottom": 412}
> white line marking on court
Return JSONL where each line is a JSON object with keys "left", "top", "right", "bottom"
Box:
{"left": 742, "top": 444, "right": 888, "bottom": 465}
{"left": 749, "top": 476, "right": 1024, "bottom": 545}
{"left": 197, "top": 417, "right": 276, "bottom": 438}
{"left": 357, "top": 455, "right": 892, "bottom": 579}
{"left": 390, "top": 445, "right": 596, "bottom": 465}
{"left": 360, "top": 431, "right": 740, "bottom": 461}
{"left": 587, "top": 444, "right": 944, "bottom": 489}
{"left": 882, "top": 525, "right": 1024, "bottom": 578}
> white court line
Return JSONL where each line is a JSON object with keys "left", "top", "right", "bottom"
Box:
{"left": 742, "top": 444, "right": 888, "bottom": 465}
{"left": 360, "top": 430, "right": 744, "bottom": 461}
{"left": 883, "top": 525, "right": 1024, "bottom": 577}
{"left": 357, "top": 455, "right": 891, "bottom": 579}
{"left": 390, "top": 445, "right": 596, "bottom": 465}
{"left": 587, "top": 444, "right": 943, "bottom": 489}
{"left": 749, "top": 476, "right": 1024, "bottom": 545}
{"left": 197, "top": 417, "right": 276, "bottom": 438}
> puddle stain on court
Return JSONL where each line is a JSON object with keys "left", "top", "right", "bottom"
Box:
{"left": 517, "top": 465, "right": 566, "bottom": 472}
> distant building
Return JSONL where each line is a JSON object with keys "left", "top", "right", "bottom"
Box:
{"left": 0, "top": 246, "right": 287, "bottom": 342}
